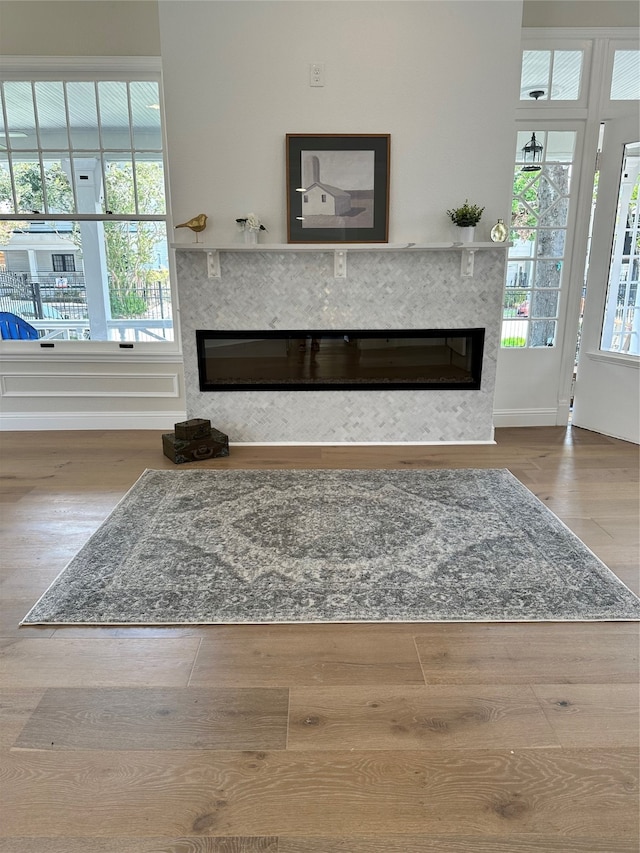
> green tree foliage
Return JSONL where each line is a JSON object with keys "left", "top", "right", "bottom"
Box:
{"left": 103, "top": 162, "right": 166, "bottom": 318}
{"left": 503, "top": 288, "right": 528, "bottom": 315}
{"left": 511, "top": 169, "right": 539, "bottom": 238}
{"left": 0, "top": 162, "right": 73, "bottom": 244}
{"left": 15, "top": 162, "right": 74, "bottom": 213}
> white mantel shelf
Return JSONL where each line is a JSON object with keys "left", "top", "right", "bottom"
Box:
{"left": 171, "top": 241, "right": 508, "bottom": 251}
{"left": 171, "top": 241, "right": 510, "bottom": 279}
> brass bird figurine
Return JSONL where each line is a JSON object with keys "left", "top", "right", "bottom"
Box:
{"left": 175, "top": 213, "right": 208, "bottom": 242}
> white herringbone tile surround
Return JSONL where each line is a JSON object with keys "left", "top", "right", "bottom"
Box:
{"left": 176, "top": 248, "right": 505, "bottom": 443}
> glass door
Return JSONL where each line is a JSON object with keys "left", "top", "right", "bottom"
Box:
{"left": 600, "top": 141, "right": 639, "bottom": 355}
{"left": 573, "top": 113, "right": 640, "bottom": 442}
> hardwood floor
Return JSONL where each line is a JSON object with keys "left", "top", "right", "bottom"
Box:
{"left": 0, "top": 426, "right": 638, "bottom": 853}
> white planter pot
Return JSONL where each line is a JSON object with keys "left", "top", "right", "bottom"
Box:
{"left": 456, "top": 226, "right": 475, "bottom": 243}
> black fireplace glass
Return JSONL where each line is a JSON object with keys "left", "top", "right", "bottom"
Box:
{"left": 196, "top": 329, "right": 484, "bottom": 391}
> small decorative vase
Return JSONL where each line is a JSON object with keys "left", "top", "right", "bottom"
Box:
{"left": 456, "top": 226, "right": 475, "bottom": 243}
{"left": 244, "top": 229, "right": 259, "bottom": 244}
{"left": 490, "top": 219, "right": 508, "bottom": 243}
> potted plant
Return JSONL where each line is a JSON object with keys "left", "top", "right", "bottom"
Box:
{"left": 446, "top": 200, "right": 485, "bottom": 242}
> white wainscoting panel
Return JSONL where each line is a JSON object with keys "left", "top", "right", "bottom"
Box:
{"left": 0, "top": 411, "right": 185, "bottom": 431}
{"left": 1, "top": 372, "right": 180, "bottom": 398}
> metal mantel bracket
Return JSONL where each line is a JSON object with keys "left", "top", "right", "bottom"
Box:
{"left": 207, "top": 250, "right": 221, "bottom": 278}
{"left": 460, "top": 248, "right": 477, "bottom": 278}
{"left": 334, "top": 250, "right": 347, "bottom": 279}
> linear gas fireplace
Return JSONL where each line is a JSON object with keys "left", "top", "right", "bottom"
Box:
{"left": 196, "top": 329, "right": 484, "bottom": 391}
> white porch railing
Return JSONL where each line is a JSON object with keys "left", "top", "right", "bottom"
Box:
{"left": 29, "top": 319, "right": 174, "bottom": 342}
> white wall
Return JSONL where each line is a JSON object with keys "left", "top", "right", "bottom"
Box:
{"left": 2, "top": 0, "right": 525, "bottom": 434}
{"left": 158, "top": 0, "right": 524, "bottom": 442}
{"left": 523, "top": 1, "right": 639, "bottom": 28}
{"left": 0, "top": 1, "right": 161, "bottom": 56}
{"left": 161, "top": 1, "right": 523, "bottom": 247}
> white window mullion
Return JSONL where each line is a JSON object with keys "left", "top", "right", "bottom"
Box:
{"left": 126, "top": 82, "right": 140, "bottom": 216}
{"left": 94, "top": 80, "right": 109, "bottom": 215}
{"left": 29, "top": 81, "right": 48, "bottom": 215}
{"left": 61, "top": 81, "right": 79, "bottom": 214}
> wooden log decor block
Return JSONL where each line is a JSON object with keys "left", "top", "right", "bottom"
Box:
{"left": 162, "top": 428, "right": 229, "bottom": 464}
{"left": 174, "top": 418, "right": 212, "bottom": 441}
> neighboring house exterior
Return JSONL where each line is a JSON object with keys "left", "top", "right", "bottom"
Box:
{"left": 303, "top": 182, "right": 351, "bottom": 216}
{"left": 1, "top": 225, "right": 82, "bottom": 285}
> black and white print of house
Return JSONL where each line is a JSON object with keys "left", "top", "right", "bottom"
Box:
{"left": 302, "top": 153, "right": 352, "bottom": 216}
{"left": 303, "top": 182, "right": 352, "bottom": 215}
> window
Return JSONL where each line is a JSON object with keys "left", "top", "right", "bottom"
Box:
{"left": 321, "top": 194, "right": 327, "bottom": 203}
{"left": 502, "top": 130, "right": 577, "bottom": 348}
{"left": 52, "top": 253, "right": 75, "bottom": 272}
{"left": 0, "top": 76, "right": 172, "bottom": 344}
{"left": 611, "top": 50, "right": 640, "bottom": 100}
{"left": 600, "top": 141, "right": 639, "bottom": 355}
{"left": 507, "top": 37, "right": 638, "bottom": 356}
{"left": 520, "top": 49, "right": 584, "bottom": 101}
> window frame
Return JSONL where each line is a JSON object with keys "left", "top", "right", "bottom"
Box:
{"left": 604, "top": 39, "right": 640, "bottom": 112}
{"left": 0, "top": 57, "right": 179, "bottom": 357}
{"left": 502, "top": 121, "right": 586, "bottom": 350}
{"left": 502, "top": 29, "right": 639, "bottom": 357}
{"left": 517, "top": 38, "right": 593, "bottom": 109}
{"left": 52, "top": 254, "right": 76, "bottom": 273}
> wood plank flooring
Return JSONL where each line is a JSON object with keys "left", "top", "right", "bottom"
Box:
{"left": 0, "top": 426, "right": 638, "bottom": 852}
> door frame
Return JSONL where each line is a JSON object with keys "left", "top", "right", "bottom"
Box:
{"left": 572, "top": 110, "right": 640, "bottom": 442}
{"left": 494, "top": 30, "right": 640, "bottom": 430}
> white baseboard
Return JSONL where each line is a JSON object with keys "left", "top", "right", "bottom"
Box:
{"left": 233, "top": 440, "right": 497, "bottom": 446}
{"left": 492, "top": 408, "right": 559, "bottom": 428}
{"left": 0, "top": 411, "right": 496, "bottom": 444}
{"left": 0, "top": 411, "right": 187, "bottom": 431}
{"left": 0, "top": 408, "right": 572, "bottom": 435}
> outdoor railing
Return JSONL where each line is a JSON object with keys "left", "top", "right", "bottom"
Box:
{"left": 28, "top": 318, "right": 174, "bottom": 342}
{"left": 0, "top": 273, "right": 174, "bottom": 341}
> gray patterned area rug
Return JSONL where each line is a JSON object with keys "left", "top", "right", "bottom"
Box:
{"left": 22, "top": 467, "right": 640, "bottom": 625}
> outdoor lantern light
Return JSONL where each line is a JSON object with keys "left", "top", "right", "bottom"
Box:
{"left": 521, "top": 132, "right": 543, "bottom": 172}
{"left": 521, "top": 90, "right": 544, "bottom": 172}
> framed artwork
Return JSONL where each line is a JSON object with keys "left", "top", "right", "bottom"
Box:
{"left": 286, "top": 134, "right": 390, "bottom": 243}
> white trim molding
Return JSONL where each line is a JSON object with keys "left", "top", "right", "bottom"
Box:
{"left": 0, "top": 372, "right": 180, "bottom": 398}
{"left": 522, "top": 28, "right": 640, "bottom": 40}
{"left": 585, "top": 351, "right": 640, "bottom": 369}
{"left": 0, "top": 56, "right": 162, "bottom": 77}
{"left": 233, "top": 439, "right": 497, "bottom": 447}
{"left": 493, "top": 407, "right": 560, "bottom": 428}
{"left": 0, "top": 411, "right": 185, "bottom": 432}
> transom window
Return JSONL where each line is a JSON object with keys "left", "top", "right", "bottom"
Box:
{"left": 520, "top": 49, "right": 584, "bottom": 101}
{"left": 611, "top": 50, "right": 640, "bottom": 100}
{"left": 0, "top": 76, "right": 172, "bottom": 344}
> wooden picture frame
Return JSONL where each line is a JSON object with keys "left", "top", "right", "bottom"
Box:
{"left": 286, "top": 134, "right": 390, "bottom": 243}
